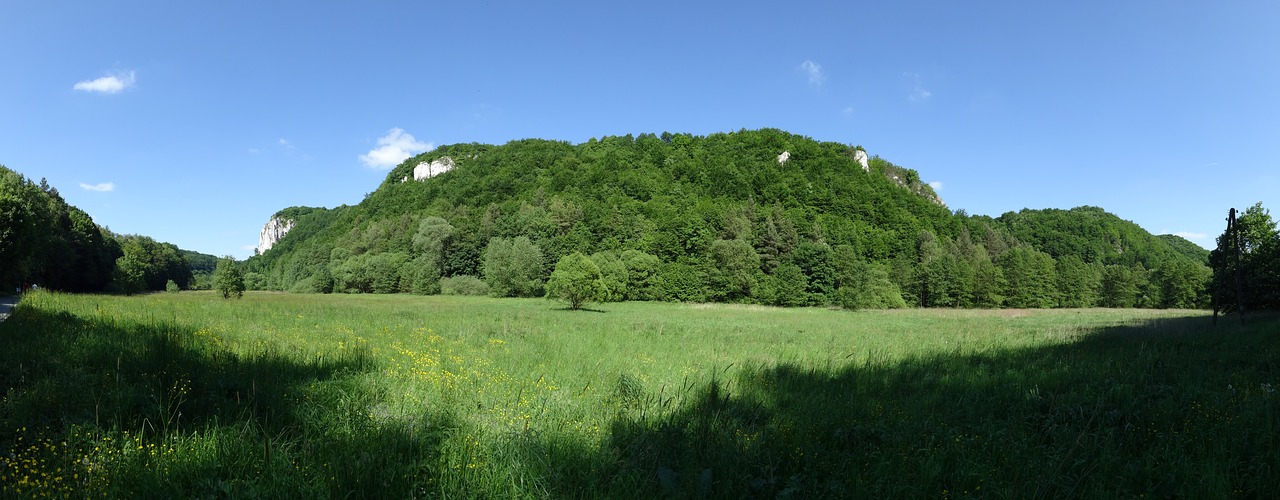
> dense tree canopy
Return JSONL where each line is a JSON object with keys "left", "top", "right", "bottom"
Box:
{"left": 1, "top": 165, "right": 212, "bottom": 294}
{"left": 241, "top": 129, "right": 1211, "bottom": 310}
{"left": 1210, "top": 203, "right": 1280, "bottom": 313}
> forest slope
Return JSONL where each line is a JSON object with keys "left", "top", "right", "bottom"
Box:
{"left": 246, "top": 129, "right": 1209, "bottom": 309}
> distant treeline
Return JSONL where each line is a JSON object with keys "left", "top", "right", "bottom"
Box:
{"left": 1, "top": 165, "right": 213, "bottom": 294}
{"left": 246, "top": 129, "right": 1212, "bottom": 309}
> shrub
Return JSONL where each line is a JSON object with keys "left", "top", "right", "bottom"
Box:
{"left": 440, "top": 275, "right": 489, "bottom": 296}
{"left": 546, "top": 252, "right": 606, "bottom": 310}
{"left": 164, "top": 279, "right": 180, "bottom": 293}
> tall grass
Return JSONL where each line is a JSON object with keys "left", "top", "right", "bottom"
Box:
{"left": 1, "top": 290, "right": 1275, "bottom": 497}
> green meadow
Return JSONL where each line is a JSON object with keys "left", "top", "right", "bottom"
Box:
{"left": 1, "top": 291, "right": 1276, "bottom": 498}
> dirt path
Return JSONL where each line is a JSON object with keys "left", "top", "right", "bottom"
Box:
{"left": 0, "top": 296, "right": 16, "bottom": 322}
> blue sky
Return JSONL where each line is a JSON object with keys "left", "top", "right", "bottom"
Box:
{"left": 2, "top": 1, "right": 1276, "bottom": 258}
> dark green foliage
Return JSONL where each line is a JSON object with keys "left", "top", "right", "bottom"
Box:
{"left": 546, "top": 252, "right": 606, "bottom": 310}
{"left": 1210, "top": 203, "right": 1280, "bottom": 312}
{"left": 655, "top": 261, "right": 708, "bottom": 303}
{"left": 213, "top": 256, "right": 245, "bottom": 299}
{"left": 763, "top": 263, "right": 808, "bottom": 307}
{"left": 1, "top": 166, "right": 122, "bottom": 292}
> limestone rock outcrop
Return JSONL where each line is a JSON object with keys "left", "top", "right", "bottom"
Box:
{"left": 413, "top": 156, "right": 456, "bottom": 180}
{"left": 257, "top": 216, "right": 295, "bottom": 255}
{"left": 854, "top": 149, "right": 869, "bottom": 172}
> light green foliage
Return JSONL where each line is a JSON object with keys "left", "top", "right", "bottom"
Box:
{"left": 110, "top": 254, "right": 147, "bottom": 295}
{"left": 212, "top": 256, "right": 245, "bottom": 299}
{"left": 546, "top": 252, "right": 606, "bottom": 310}
{"left": 998, "top": 246, "right": 1058, "bottom": 308}
{"left": 165, "top": 279, "right": 180, "bottom": 293}
{"left": 705, "top": 239, "right": 760, "bottom": 302}
{"left": 483, "top": 236, "right": 545, "bottom": 297}
{"left": 835, "top": 261, "right": 907, "bottom": 310}
{"left": 1055, "top": 256, "right": 1101, "bottom": 308}
{"left": 589, "top": 251, "right": 628, "bottom": 301}
{"left": 620, "top": 250, "right": 661, "bottom": 301}
{"left": 1101, "top": 264, "right": 1141, "bottom": 308}
{"left": 243, "top": 272, "right": 269, "bottom": 291}
{"left": 5, "top": 292, "right": 1272, "bottom": 498}
{"left": 440, "top": 275, "right": 490, "bottom": 296}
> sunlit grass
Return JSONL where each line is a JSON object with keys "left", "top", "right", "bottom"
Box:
{"left": 1, "top": 290, "right": 1275, "bottom": 497}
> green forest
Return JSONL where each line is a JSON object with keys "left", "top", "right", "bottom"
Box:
{"left": 6, "top": 128, "right": 1276, "bottom": 312}
{"left": 1, "top": 165, "right": 211, "bottom": 294}
{"left": 242, "top": 129, "right": 1223, "bottom": 310}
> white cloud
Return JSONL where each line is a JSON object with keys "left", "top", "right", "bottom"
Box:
{"left": 905, "top": 72, "right": 932, "bottom": 102}
{"left": 79, "top": 182, "right": 115, "bottom": 192}
{"left": 248, "top": 148, "right": 260, "bottom": 154}
{"left": 360, "top": 128, "right": 432, "bottom": 169}
{"left": 73, "top": 71, "right": 136, "bottom": 94}
{"left": 1160, "top": 230, "right": 1208, "bottom": 240}
{"left": 841, "top": 106, "right": 855, "bottom": 115}
{"left": 928, "top": 181, "right": 943, "bottom": 191}
{"left": 800, "top": 60, "right": 824, "bottom": 86}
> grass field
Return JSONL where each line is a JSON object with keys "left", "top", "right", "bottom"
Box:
{"left": 1, "top": 291, "right": 1276, "bottom": 498}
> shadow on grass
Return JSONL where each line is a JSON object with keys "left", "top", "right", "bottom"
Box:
{"left": 0, "top": 296, "right": 454, "bottom": 498}
{"left": 524, "top": 313, "right": 1280, "bottom": 498}
{"left": 551, "top": 306, "right": 608, "bottom": 313}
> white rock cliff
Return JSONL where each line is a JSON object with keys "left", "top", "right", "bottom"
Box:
{"left": 257, "top": 217, "right": 295, "bottom": 255}
{"left": 413, "top": 156, "right": 456, "bottom": 180}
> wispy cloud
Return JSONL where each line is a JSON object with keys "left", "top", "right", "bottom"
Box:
{"left": 800, "top": 60, "right": 824, "bottom": 86}
{"left": 905, "top": 72, "right": 931, "bottom": 102}
{"left": 278, "top": 138, "right": 295, "bottom": 149}
{"left": 1164, "top": 230, "right": 1207, "bottom": 240}
{"left": 359, "top": 128, "right": 432, "bottom": 169}
{"left": 79, "top": 182, "right": 115, "bottom": 192}
{"left": 841, "top": 106, "right": 855, "bottom": 115}
{"left": 73, "top": 71, "right": 136, "bottom": 94}
{"left": 928, "top": 181, "right": 943, "bottom": 191}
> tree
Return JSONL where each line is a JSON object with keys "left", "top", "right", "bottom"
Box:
{"left": 483, "top": 236, "right": 545, "bottom": 297}
{"left": 546, "top": 252, "right": 606, "bottom": 310}
{"left": 706, "top": 239, "right": 761, "bottom": 302}
{"left": 213, "top": 256, "right": 246, "bottom": 299}
{"left": 1210, "top": 203, "right": 1280, "bottom": 313}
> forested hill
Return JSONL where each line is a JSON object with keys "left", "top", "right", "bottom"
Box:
{"left": 246, "top": 128, "right": 1210, "bottom": 309}
{"left": 1, "top": 165, "right": 215, "bottom": 293}
{"left": 996, "top": 206, "right": 1208, "bottom": 267}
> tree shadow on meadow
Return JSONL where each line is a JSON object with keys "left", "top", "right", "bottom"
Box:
{"left": 0, "top": 299, "right": 453, "bottom": 498}
{"left": 529, "top": 313, "right": 1280, "bottom": 498}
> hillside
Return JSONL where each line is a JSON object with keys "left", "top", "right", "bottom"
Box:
{"left": 246, "top": 129, "right": 1210, "bottom": 309}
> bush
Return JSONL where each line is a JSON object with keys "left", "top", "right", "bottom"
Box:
{"left": 440, "top": 275, "right": 489, "bottom": 296}
{"left": 165, "top": 279, "right": 180, "bottom": 293}
{"left": 483, "top": 237, "right": 545, "bottom": 297}
{"left": 546, "top": 252, "right": 606, "bottom": 310}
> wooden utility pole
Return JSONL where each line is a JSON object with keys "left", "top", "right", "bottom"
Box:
{"left": 1230, "top": 208, "right": 1246, "bottom": 326}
